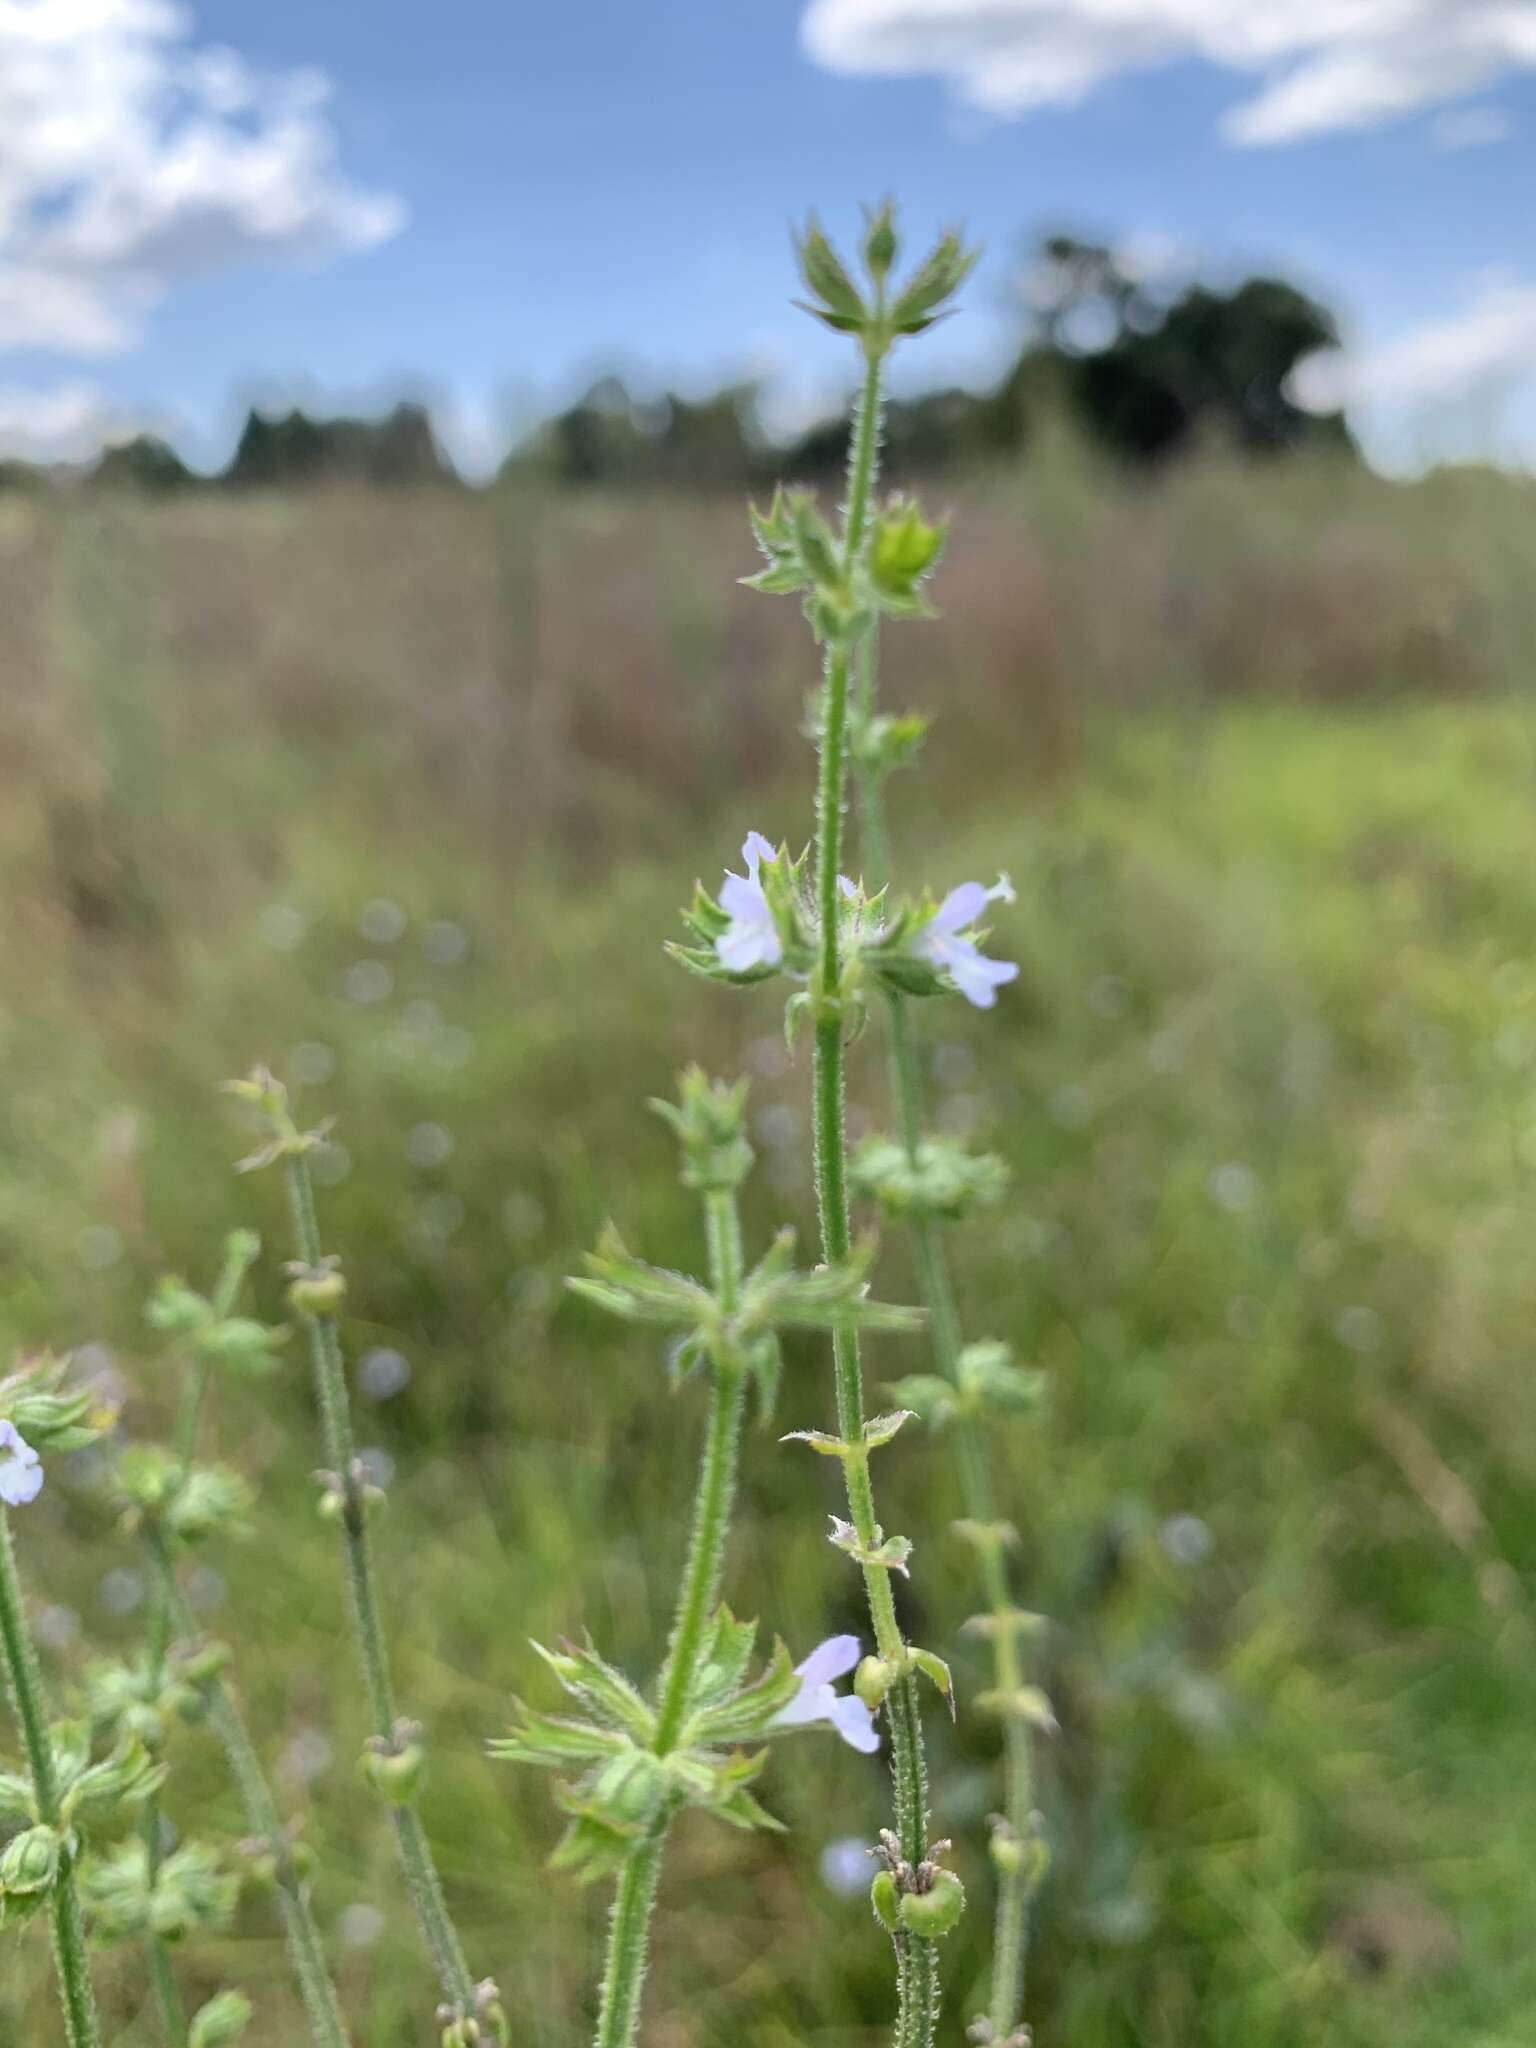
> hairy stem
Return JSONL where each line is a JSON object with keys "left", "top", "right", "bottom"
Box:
{"left": 282, "top": 1153, "right": 478, "bottom": 2020}
{"left": 138, "top": 1243, "right": 252, "bottom": 2048}
{"left": 593, "top": 1181, "right": 748, "bottom": 2047}
{"left": 151, "top": 1545, "right": 352, "bottom": 2048}
{"left": 593, "top": 1822, "right": 667, "bottom": 2048}
{"left": 810, "top": 341, "right": 939, "bottom": 2047}
{"left": 0, "top": 1510, "right": 101, "bottom": 2048}
{"left": 854, "top": 633, "right": 1038, "bottom": 2041}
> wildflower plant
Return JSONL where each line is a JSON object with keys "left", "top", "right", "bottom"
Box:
{"left": 495, "top": 1063, "right": 918, "bottom": 2047}
{"left": 0, "top": 201, "right": 1050, "bottom": 2048}
{"left": 837, "top": 230, "right": 1052, "bottom": 2042}
{"left": 93, "top": 1230, "right": 346, "bottom": 2048}
{"left": 223, "top": 1066, "right": 503, "bottom": 2048}
{"left": 665, "top": 206, "right": 1023, "bottom": 2044}
{"left": 0, "top": 1359, "right": 128, "bottom": 2047}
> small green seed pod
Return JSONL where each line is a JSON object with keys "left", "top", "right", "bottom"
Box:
{"left": 287, "top": 1267, "right": 346, "bottom": 1317}
{"left": 870, "top": 1868, "right": 901, "bottom": 1932}
{"left": 361, "top": 1739, "right": 427, "bottom": 1806}
{"left": 855, "top": 1655, "right": 896, "bottom": 1713}
{"left": 897, "top": 1868, "right": 966, "bottom": 1938}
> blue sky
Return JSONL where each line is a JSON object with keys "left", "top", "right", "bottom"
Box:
{"left": 4, "top": 0, "right": 1536, "bottom": 471}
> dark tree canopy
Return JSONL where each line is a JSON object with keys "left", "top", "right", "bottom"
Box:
{"left": 91, "top": 435, "right": 196, "bottom": 493}
{"left": 225, "top": 400, "right": 455, "bottom": 488}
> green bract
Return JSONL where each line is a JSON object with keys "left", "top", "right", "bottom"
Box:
{"left": 79, "top": 1838, "right": 239, "bottom": 1945}
{"left": 852, "top": 1135, "right": 1010, "bottom": 1222}
{"left": 568, "top": 1220, "right": 918, "bottom": 1425}
{"left": 489, "top": 1611, "right": 800, "bottom": 1882}
{"left": 0, "top": 1354, "right": 115, "bottom": 1453}
{"left": 888, "top": 1340, "right": 1045, "bottom": 1433}
{"left": 115, "top": 1448, "right": 253, "bottom": 1545}
{"left": 649, "top": 1069, "right": 753, "bottom": 1192}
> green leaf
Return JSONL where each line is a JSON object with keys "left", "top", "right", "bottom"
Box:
{"left": 780, "top": 1428, "right": 849, "bottom": 1457}
{"left": 909, "top": 1648, "right": 955, "bottom": 1716}
{"left": 567, "top": 1225, "right": 715, "bottom": 1329}
{"left": 530, "top": 1641, "right": 656, "bottom": 1744}
{"left": 488, "top": 1706, "right": 632, "bottom": 1770}
{"left": 745, "top": 1333, "right": 781, "bottom": 1426}
{"left": 689, "top": 1639, "right": 800, "bottom": 1745}
{"left": 888, "top": 231, "right": 979, "bottom": 332}
{"left": 711, "top": 1786, "right": 785, "bottom": 1833}
{"left": 793, "top": 217, "right": 867, "bottom": 322}
{"left": 688, "top": 1606, "right": 758, "bottom": 1713}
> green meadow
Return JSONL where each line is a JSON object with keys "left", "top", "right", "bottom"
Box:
{"left": 5, "top": 451, "right": 1536, "bottom": 2044}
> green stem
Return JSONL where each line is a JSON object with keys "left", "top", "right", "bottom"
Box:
{"left": 854, "top": 643, "right": 1038, "bottom": 2042}
{"left": 810, "top": 341, "right": 939, "bottom": 2046}
{"left": 0, "top": 1511, "right": 101, "bottom": 2048}
{"left": 152, "top": 1549, "right": 352, "bottom": 2048}
{"left": 282, "top": 1154, "right": 478, "bottom": 2019}
{"left": 593, "top": 1822, "right": 667, "bottom": 2048}
{"left": 138, "top": 1249, "right": 250, "bottom": 2048}
{"left": 594, "top": 1180, "right": 749, "bottom": 2045}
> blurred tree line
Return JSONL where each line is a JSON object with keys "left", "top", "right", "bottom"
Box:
{"left": 1, "top": 236, "right": 1351, "bottom": 495}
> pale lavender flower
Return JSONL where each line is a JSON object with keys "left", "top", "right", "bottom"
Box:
{"left": 918, "top": 876, "right": 1019, "bottom": 1009}
{"left": 0, "top": 1421, "right": 43, "bottom": 1508}
{"left": 716, "top": 832, "right": 782, "bottom": 972}
{"left": 772, "top": 1635, "right": 879, "bottom": 1753}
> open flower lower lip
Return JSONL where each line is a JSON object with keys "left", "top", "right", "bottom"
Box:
{"left": 918, "top": 876, "right": 1019, "bottom": 1009}
{"left": 771, "top": 1635, "right": 880, "bottom": 1754}
{"left": 0, "top": 1420, "right": 43, "bottom": 1508}
{"left": 715, "top": 831, "right": 783, "bottom": 971}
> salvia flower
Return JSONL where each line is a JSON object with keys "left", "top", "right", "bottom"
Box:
{"left": 716, "top": 831, "right": 782, "bottom": 972}
{"left": 918, "top": 877, "right": 1019, "bottom": 1009}
{"left": 772, "top": 1635, "right": 879, "bottom": 1753}
{"left": 0, "top": 1420, "right": 42, "bottom": 1507}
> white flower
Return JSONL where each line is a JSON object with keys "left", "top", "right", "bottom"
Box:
{"left": 772, "top": 1635, "right": 879, "bottom": 1753}
{"left": 0, "top": 1421, "right": 43, "bottom": 1508}
{"left": 918, "top": 876, "right": 1019, "bottom": 1010}
{"left": 716, "top": 831, "right": 782, "bottom": 972}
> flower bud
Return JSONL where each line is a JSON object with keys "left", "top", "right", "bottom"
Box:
{"left": 869, "top": 1867, "right": 900, "bottom": 1932}
{"left": 898, "top": 1867, "right": 966, "bottom": 1938}
{"left": 862, "top": 202, "right": 898, "bottom": 285}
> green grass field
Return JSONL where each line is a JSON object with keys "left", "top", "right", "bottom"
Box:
{"left": 4, "top": 468, "right": 1536, "bottom": 2045}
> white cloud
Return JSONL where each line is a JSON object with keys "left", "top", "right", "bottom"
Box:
{"left": 0, "top": 0, "right": 404, "bottom": 356}
{"left": 1296, "top": 278, "right": 1536, "bottom": 413}
{"left": 1291, "top": 274, "right": 1536, "bottom": 467}
{"left": 0, "top": 379, "right": 144, "bottom": 462}
{"left": 800, "top": 1, "right": 1536, "bottom": 145}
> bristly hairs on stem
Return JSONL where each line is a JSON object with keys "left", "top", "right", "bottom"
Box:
{"left": 124, "top": 1231, "right": 353, "bottom": 2046}
{"left": 736, "top": 204, "right": 981, "bottom": 2048}
{"left": 221, "top": 1067, "right": 502, "bottom": 2048}
{"left": 854, "top": 619, "right": 1052, "bottom": 2042}
{"left": 0, "top": 1505, "right": 102, "bottom": 2048}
